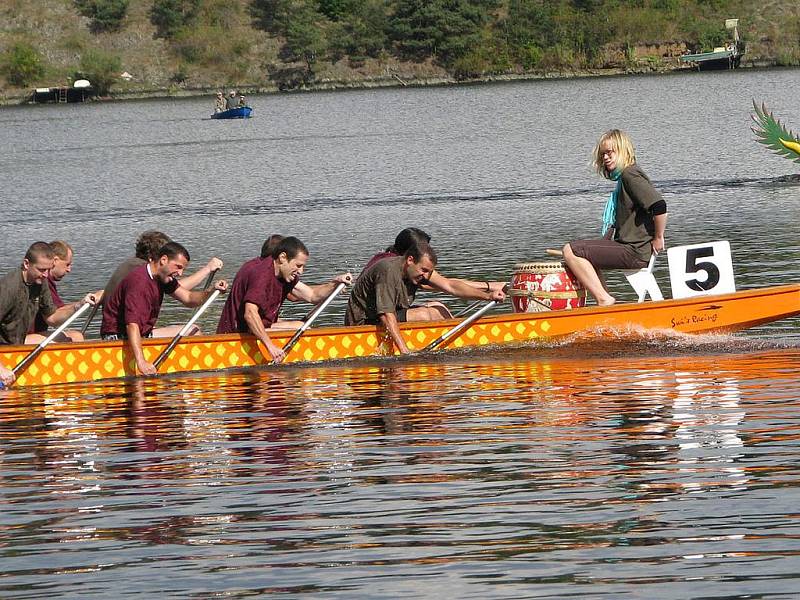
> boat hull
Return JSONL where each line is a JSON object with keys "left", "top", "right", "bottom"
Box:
{"left": 680, "top": 50, "right": 742, "bottom": 70}
{"left": 211, "top": 106, "right": 252, "bottom": 119}
{"left": 2, "top": 284, "right": 799, "bottom": 388}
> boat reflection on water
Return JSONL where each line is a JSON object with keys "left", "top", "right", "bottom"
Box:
{"left": 3, "top": 345, "right": 788, "bottom": 499}
{"left": 2, "top": 345, "right": 800, "bottom": 594}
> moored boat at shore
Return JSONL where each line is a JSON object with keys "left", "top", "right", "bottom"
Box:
{"left": 680, "top": 18, "right": 745, "bottom": 71}
{"left": 2, "top": 283, "right": 799, "bottom": 388}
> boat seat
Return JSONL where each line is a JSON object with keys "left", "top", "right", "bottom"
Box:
{"left": 623, "top": 254, "right": 663, "bottom": 302}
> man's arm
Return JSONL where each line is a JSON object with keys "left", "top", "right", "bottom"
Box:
{"left": 127, "top": 322, "right": 156, "bottom": 375}
{"left": 426, "top": 271, "right": 505, "bottom": 302}
{"left": 290, "top": 273, "right": 352, "bottom": 304}
{"left": 379, "top": 311, "right": 410, "bottom": 354}
{"left": 45, "top": 292, "right": 98, "bottom": 327}
{"left": 171, "top": 280, "right": 228, "bottom": 306}
{"left": 179, "top": 257, "right": 223, "bottom": 290}
{"left": 243, "top": 302, "right": 286, "bottom": 363}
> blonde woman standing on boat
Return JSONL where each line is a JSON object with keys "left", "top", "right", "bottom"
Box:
{"left": 562, "top": 129, "right": 667, "bottom": 306}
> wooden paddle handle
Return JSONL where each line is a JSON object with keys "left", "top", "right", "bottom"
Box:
{"left": 545, "top": 248, "right": 564, "bottom": 257}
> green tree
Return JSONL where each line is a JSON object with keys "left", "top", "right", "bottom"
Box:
{"left": 282, "top": 2, "right": 329, "bottom": 71}
{"left": 249, "top": 0, "right": 292, "bottom": 35}
{"left": 2, "top": 43, "right": 45, "bottom": 87}
{"left": 389, "top": 0, "right": 498, "bottom": 67}
{"left": 318, "top": 0, "right": 360, "bottom": 20}
{"left": 74, "top": 0, "right": 129, "bottom": 33}
{"left": 329, "top": 0, "right": 389, "bottom": 60}
{"left": 76, "top": 49, "right": 122, "bottom": 95}
{"left": 150, "top": 0, "right": 201, "bottom": 39}
{"left": 503, "top": 0, "right": 557, "bottom": 58}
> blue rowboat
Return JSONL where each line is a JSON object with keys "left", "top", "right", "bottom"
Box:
{"left": 211, "top": 106, "right": 253, "bottom": 119}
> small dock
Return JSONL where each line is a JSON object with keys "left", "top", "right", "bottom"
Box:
{"left": 31, "top": 81, "right": 95, "bottom": 104}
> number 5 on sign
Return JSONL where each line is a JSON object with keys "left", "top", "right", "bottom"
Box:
{"left": 667, "top": 241, "right": 736, "bottom": 299}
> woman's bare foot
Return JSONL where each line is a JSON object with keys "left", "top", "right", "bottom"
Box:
{"left": 596, "top": 296, "right": 616, "bottom": 307}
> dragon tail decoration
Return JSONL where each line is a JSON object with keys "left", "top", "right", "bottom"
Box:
{"left": 751, "top": 100, "right": 800, "bottom": 163}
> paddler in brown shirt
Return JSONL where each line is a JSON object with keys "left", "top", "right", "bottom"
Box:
{"left": 0, "top": 242, "right": 98, "bottom": 385}
{"left": 28, "top": 240, "right": 104, "bottom": 344}
{"left": 346, "top": 241, "right": 504, "bottom": 354}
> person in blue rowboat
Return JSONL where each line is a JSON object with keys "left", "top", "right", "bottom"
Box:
{"left": 226, "top": 90, "right": 239, "bottom": 110}
{"left": 100, "top": 242, "right": 228, "bottom": 376}
{"left": 217, "top": 236, "right": 353, "bottom": 364}
{"left": 214, "top": 91, "right": 225, "bottom": 113}
{"left": 345, "top": 241, "right": 505, "bottom": 354}
{"left": 0, "top": 242, "right": 98, "bottom": 347}
{"left": 562, "top": 129, "right": 667, "bottom": 306}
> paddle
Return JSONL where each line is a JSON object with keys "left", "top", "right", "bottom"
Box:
{"left": 454, "top": 283, "right": 509, "bottom": 317}
{"left": 279, "top": 282, "right": 346, "bottom": 360}
{"left": 454, "top": 299, "right": 483, "bottom": 318}
{"left": 153, "top": 289, "right": 221, "bottom": 370}
{"left": 423, "top": 300, "right": 498, "bottom": 352}
{"left": 201, "top": 268, "right": 218, "bottom": 291}
{"left": 80, "top": 302, "right": 100, "bottom": 335}
{"left": 4, "top": 301, "right": 94, "bottom": 386}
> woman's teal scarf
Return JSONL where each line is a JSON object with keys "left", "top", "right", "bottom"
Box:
{"left": 601, "top": 168, "right": 622, "bottom": 236}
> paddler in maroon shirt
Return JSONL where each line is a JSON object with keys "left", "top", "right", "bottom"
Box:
{"left": 217, "top": 236, "right": 352, "bottom": 364}
{"left": 101, "top": 241, "right": 228, "bottom": 376}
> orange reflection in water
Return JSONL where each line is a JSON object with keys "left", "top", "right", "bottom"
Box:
{"left": 1, "top": 349, "right": 799, "bottom": 499}
{"left": 1, "top": 348, "right": 800, "bottom": 565}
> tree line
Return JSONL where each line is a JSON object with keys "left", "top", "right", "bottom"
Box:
{"left": 1, "top": 0, "right": 768, "bottom": 93}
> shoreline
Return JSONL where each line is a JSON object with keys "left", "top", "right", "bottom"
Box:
{"left": 1, "top": 59, "right": 784, "bottom": 106}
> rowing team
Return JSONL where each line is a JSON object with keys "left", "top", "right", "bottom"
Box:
{"left": 1, "top": 129, "right": 667, "bottom": 386}
{"left": 0, "top": 228, "right": 506, "bottom": 386}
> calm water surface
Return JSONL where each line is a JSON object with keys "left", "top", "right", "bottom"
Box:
{"left": 1, "top": 68, "right": 800, "bottom": 597}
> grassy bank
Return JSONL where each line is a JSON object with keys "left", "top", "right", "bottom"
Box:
{"left": 1, "top": 0, "right": 798, "bottom": 105}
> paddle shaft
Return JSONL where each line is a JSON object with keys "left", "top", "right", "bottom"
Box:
{"left": 202, "top": 268, "right": 219, "bottom": 291}
{"left": 423, "top": 300, "right": 497, "bottom": 352}
{"left": 281, "top": 282, "right": 346, "bottom": 357}
{"left": 80, "top": 302, "right": 100, "bottom": 335}
{"left": 12, "top": 302, "right": 93, "bottom": 377}
{"left": 454, "top": 299, "right": 483, "bottom": 318}
{"left": 153, "top": 290, "right": 220, "bottom": 370}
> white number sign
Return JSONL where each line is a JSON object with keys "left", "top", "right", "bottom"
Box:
{"left": 667, "top": 241, "right": 736, "bottom": 299}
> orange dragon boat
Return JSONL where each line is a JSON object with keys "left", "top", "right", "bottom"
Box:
{"left": 2, "top": 283, "right": 799, "bottom": 388}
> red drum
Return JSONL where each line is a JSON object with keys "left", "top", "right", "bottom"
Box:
{"left": 510, "top": 262, "right": 586, "bottom": 313}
